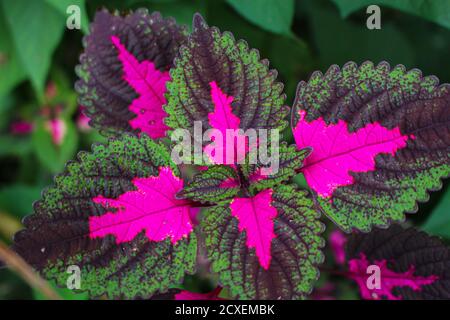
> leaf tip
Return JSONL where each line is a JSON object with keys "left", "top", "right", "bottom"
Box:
{"left": 193, "top": 13, "right": 208, "bottom": 31}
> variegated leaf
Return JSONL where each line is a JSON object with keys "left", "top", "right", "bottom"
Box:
{"left": 346, "top": 225, "right": 450, "bottom": 300}
{"left": 76, "top": 9, "right": 188, "bottom": 137}
{"left": 202, "top": 185, "right": 324, "bottom": 299}
{"left": 293, "top": 62, "right": 450, "bottom": 231}
{"left": 165, "top": 14, "right": 289, "bottom": 136}
{"left": 13, "top": 135, "right": 197, "bottom": 299}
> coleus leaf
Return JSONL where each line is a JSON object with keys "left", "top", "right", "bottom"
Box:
{"left": 241, "top": 143, "right": 312, "bottom": 193}
{"left": 76, "top": 9, "right": 188, "bottom": 137}
{"left": 90, "top": 167, "right": 194, "bottom": 244}
{"left": 177, "top": 165, "right": 240, "bottom": 204}
{"left": 13, "top": 135, "right": 197, "bottom": 299}
{"left": 202, "top": 185, "right": 324, "bottom": 299}
{"left": 292, "top": 61, "right": 450, "bottom": 231}
{"left": 165, "top": 14, "right": 289, "bottom": 134}
{"left": 345, "top": 224, "right": 450, "bottom": 300}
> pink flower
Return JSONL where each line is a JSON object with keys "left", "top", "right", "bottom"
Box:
{"left": 45, "top": 118, "right": 67, "bottom": 146}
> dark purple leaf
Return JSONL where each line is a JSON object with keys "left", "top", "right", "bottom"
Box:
{"left": 346, "top": 224, "right": 450, "bottom": 299}
{"left": 76, "top": 9, "right": 188, "bottom": 137}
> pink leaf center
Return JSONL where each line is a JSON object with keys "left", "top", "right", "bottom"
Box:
{"left": 204, "top": 81, "right": 252, "bottom": 165}
{"left": 111, "top": 36, "right": 170, "bottom": 138}
{"left": 89, "top": 167, "right": 193, "bottom": 244}
{"left": 294, "top": 110, "right": 413, "bottom": 198}
{"left": 230, "top": 189, "right": 278, "bottom": 269}
{"left": 348, "top": 253, "right": 438, "bottom": 300}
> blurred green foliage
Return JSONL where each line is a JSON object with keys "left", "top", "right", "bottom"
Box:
{"left": 0, "top": 0, "right": 448, "bottom": 300}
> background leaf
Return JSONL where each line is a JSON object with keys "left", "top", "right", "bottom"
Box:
{"left": 422, "top": 185, "right": 450, "bottom": 238}
{"left": 0, "top": 184, "right": 41, "bottom": 219}
{"left": 32, "top": 119, "right": 79, "bottom": 174}
{"left": 226, "top": 0, "right": 294, "bottom": 35}
{"left": 331, "top": 0, "right": 450, "bottom": 30}
{"left": 44, "top": 0, "right": 89, "bottom": 34}
{"left": 0, "top": 0, "right": 66, "bottom": 101}
{"left": 0, "top": 6, "right": 26, "bottom": 99}
{"left": 304, "top": 0, "right": 415, "bottom": 69}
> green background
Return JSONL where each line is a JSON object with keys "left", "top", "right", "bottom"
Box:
{"left": 0, "top": 0, "right": 448, "bottom": 300}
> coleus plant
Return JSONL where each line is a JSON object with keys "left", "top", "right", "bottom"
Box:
{"left": 11, "top": 9, "right": 450, "bottom": 300}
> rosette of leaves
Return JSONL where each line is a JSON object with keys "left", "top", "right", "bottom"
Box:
{"left": 11, "top": 10, "right": 450, "bottom": 301}
{"left": 292, "top": 62, "right": 450, "bottom": 232}
{"left": 13, "top": 11, "right": 325, "bottom": 300}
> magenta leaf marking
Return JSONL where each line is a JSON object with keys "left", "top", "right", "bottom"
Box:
{"left": 348, "top": 253, "right": 438, "bottom": 300}
{"left": 111, "top": 36, "right": 170, "bottom": 138}
{"left": 208, "top": 81, "right": 240, "bottom": 133}
{"left": 230, "top": 189, "right": 278, "bottom": 269}
{"left": 175, "top": 287, "right": 224, "bottom": 300}
{"left": 89, "top": 167, "right": 193, "bottom": 244}
{"left": 204, "top": 81, "right": 251, "bottom": 165}
{"left": 294, "top": 110, "right": 413, "bottom": 198}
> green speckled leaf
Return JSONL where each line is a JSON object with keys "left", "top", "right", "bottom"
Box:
{"left": 331, "top": 0, "right": 450, "bottom": 30}
{"left": 242, "top": 142, "right": 312, "bottom": 193}
{"left": 12, "top": 135, "right": 197, "bottom": 299}
{"left": 292, "top": 61, "right": 450, "bottom": 232}
{"left": 202, "top": 185, "right": 324, "bottom": 299}
{"left": 165, "top": 13, "right": 289, "bottom": 135}
{"left": 177, "top": 165, "right": 240, "bottom": 204}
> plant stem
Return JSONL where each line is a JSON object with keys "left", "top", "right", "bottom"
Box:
{"left": 0, "top": 239, "right": 61, "bottom": 300}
